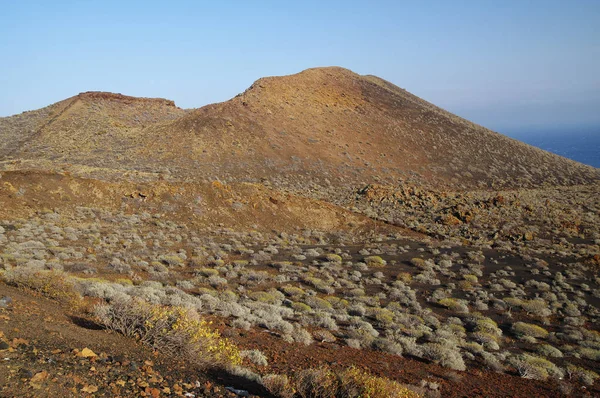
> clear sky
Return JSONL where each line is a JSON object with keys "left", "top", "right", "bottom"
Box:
{"left": 1, "top": 0, "right": 599, "bottom": 133}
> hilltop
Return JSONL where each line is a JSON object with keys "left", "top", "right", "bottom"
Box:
{"left": 0, "top": 91, "right": 185, "bottom": 171}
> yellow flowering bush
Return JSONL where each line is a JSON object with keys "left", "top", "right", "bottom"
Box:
{"left": 95, "top": 298, "right": 241, "bottom": 367}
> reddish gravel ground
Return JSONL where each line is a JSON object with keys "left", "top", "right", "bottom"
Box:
{"left": 1, "top": 282, "right": 598, "bottom": 397}
{"left": 0, "top": 284, "right": 269, "bottom": 398}
{"left": 229, "top": 327, "right": 590, "bottom": 398}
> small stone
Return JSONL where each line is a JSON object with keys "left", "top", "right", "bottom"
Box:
{"left": 0, "top": 297, "right": 12, "bottom": 308}
{"left": 112, "top": 354, "right": 125, "bottom": 363}
{"left": 81, "top": 385, "right": 98, "bottom": 393}
{"left": 29, "top": 371, "right": 49, "bottom": 389}
{"left": 78, "top": 347, "right": 97, "bottom": 358}
{"left": 225, "top": 386, "right": 250, "bottom": 397}
{"left": 0, "top": 341, "right": 9, "bottom": 350}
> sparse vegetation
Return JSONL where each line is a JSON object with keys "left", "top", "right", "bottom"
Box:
{"left": 1, "top": 268, "right": 81, "bottom": 305}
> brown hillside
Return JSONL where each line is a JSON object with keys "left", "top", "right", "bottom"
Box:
{"left": 137, "top": 67, "right": 598, "bottom": 189}
{"left": 0, "top": 91, "right": 185, "bottom": 168}
{"left": 0, "top": 169, "right": 397, "bottom": 237}
{"left": 1, "top": 67, "right": 597, "bottom": 190}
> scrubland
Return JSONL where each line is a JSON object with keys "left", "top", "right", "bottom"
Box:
{"left": 1, "top": 181, "right": 598, "bottom": 396}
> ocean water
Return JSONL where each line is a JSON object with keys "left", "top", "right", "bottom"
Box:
{"left": 504, "top": 127, "right": 600, "bottom": 169}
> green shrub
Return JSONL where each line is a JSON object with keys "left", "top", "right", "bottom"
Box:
{"left": 303, "top": 276, "right": 334, "bottom": 294}
{"left": 461, "top": 341, "right": 484, "bottom": 354}
{"left": 324, "top": 296, "right": 348, "bottom": 309}
{"left": 304, "top": 296, "right": 333, "bottom": 310}
{"left": 410, "top": 258, "right": 427, "bottom": 269}
{"left": 336, "top": 367, "right": 417, "bottom": 398}
{"left": 521, "top": 299, "right": 551, "bottom": 317}
{"left": 577, "top": 347, "right": 600, "bottom": 361}
{"left": 509, "top": 354, "right": 563, "bottom": 380}
{"left": 422, "top": 343, "right": 466, "bottom": 371}
{"left": 472, "top": 332, "right": 500, "bottom": 350}
{"left": 438, "top": 298, "right": 469, "bottom": 313}
{"left": 197, "top": 267, "right": 219, "bottom": 277}
{"left": 232, "top": 260, "right": 249, "bottom": 267}
{"left": 512, "top": 322, "right": 549, "bottom": 339}
{"left": 582, "top": 329, "right": 600, "bottom": 342}
{"left": 324, "top": 253, "right": 343, "bottom": 263}
{"left": 566, "top": 364, "right": 599, "bottom": 386}
{"left": 159, "top": 254, "right": 184, "bottom": 267}
{"left": 372, "top": 308, "right": 395, "bottom": 326}
{"left": 249, "top": 291, "right": 280, "bottom": 304}
{"left": 347, "top": 288, "right": 366, "bottom": 297}
{"left": 447, "top": 323, "right": 467, "bottom": 337}
{"left": 396, "top": 272, "right": 412, "bottom": 284}
{"left": 474, "top": 318, "right": 502, "bottom": 336}
{"left": 291, "top": 302, "right": 312, "bottom": 313}
{"left": 504, "top": 297, "right": 523, "bottom": 308}
{"left": 536, "top": 344, "right": 563, "bottom": 358}
{"left": 280, "top": 285, "right": 306, "bottom": 297}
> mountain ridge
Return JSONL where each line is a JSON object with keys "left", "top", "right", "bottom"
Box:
{"left": 0, "top": 66, "right": 597, "bottom": 191}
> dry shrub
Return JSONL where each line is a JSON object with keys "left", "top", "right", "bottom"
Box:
{"left": 1, "top": 268, "right": 81, "bottom": 305}
{"left": 262, "top": 374, "right": 295, "bottom": 398}
{"left": 292, "top": 366, "right": 419, "bottom": 398}
{"left": 338, "top": 367, "right": 419, "bottom": 398}
{"left": 296, "top": 367, "right": 339, "bottom": 398}
{"left": 94, "top": 298, "right": 241, "bottom": 368}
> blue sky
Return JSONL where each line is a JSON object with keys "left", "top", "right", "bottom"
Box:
{"left": 1, "top": 0, "right": 599, "bottom": 133}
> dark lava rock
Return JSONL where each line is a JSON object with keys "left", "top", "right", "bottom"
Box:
{"left": 18, "top": 368, "right": 33, "bottom": 379}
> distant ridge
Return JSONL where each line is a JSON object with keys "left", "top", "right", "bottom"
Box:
{"left": 76, "top": 91, "right": 177, "bottom": 107}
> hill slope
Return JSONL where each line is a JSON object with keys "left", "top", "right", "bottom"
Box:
{"left": 1, "top": 67, "right": 597, "bottom": 190}
{"left": 0, "top": 92, "right": 185, "bottom": 170}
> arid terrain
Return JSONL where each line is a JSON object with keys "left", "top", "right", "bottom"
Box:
{"left": 0, "top": 67, "right": 599, "bottom": 397}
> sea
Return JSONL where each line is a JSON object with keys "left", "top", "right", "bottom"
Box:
{"left": 504, "top": 127, "right": 600, "bottom": 169}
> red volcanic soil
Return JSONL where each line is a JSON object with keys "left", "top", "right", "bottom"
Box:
{"left": 2, "top": 281, "right": 591, "bottom": 398}
{"left": 229, "top": 327, "right": 579, "bottom": 398}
